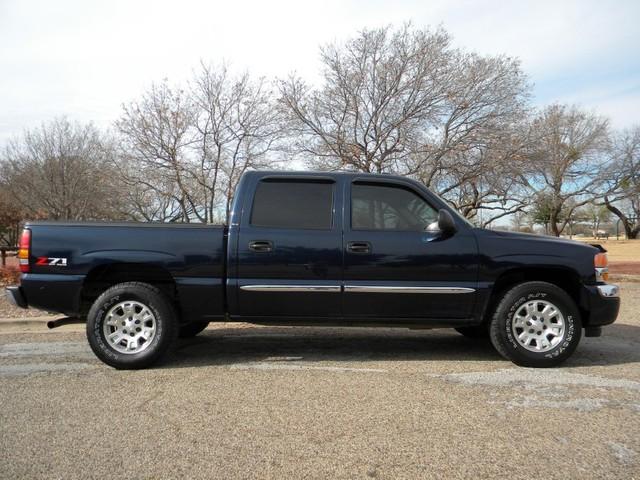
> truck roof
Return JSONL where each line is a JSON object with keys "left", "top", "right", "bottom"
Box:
{"left": 245, "top": 169, "right": 421, "bottom": 183}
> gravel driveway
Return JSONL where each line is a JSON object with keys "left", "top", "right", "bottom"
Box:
{"left": 0, "top": 283, "right": 638, "bottom": 479}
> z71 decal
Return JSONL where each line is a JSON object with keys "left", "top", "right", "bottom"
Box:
{"left": 36, "top": 257, "right": 68, "bottom": 267}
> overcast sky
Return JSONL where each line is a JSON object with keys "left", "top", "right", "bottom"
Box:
{"left": 1, "top": 0, "right": 638, "bottom": 144}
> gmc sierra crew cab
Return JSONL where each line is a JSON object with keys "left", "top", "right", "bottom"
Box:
{"left": 5, "top": 171, "right": 620, "bottom": 369}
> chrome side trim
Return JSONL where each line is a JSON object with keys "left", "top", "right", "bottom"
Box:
{"left": 240, "top": 285, "right": 341, "bottom": 292}
{"left": 596, "top": 284, "right": 619, "bottom": 298}
{"left": 240, "top": 285, "right": 476, "bottom": 294}
{"left": 343, "top": 286, "right": 475, "bottom": 294}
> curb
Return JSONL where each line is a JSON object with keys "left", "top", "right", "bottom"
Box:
{"left": 0, "top": 316, "right": 63, "bottom": 327}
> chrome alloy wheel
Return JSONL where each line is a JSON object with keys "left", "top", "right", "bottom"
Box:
{"left": 511, "top": 299, "right": 566, "bottom": 353}
{"left": 102, "top": 301, "right": 157, "bottom": 354}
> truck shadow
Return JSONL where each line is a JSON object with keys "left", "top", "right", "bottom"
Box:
{"left": 163, "top": 323, "right": 640, "bottom": 369}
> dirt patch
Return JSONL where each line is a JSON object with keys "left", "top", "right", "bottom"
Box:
{"left": 0, "top": 293, "right": 55, "bottom": 319}
{"left": 575, "top": 238, "right": 640, "bottom": 262}
{"left": 610, "top": 262, "right": 640, "bottom": 276}
{"left": 615, "top": 282, "right": 639, "bottom": 329}
{"left": 0, "top": 267, "right": 20, "bottom": 286}
{"left": 1, "top": 256, "right": 18, "bottom": 268}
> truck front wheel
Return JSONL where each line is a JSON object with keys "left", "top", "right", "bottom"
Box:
{"left": 455, "top": 325, "right": 489, "bottom": 338}
{"left": 86, "top": 282, "right": 178, "bottom": 369}
{"left": 179, "top": 321, "right": 209, "bottom": 338}
{"left": 489, "top": 281, "right": 582, "bottom": 368}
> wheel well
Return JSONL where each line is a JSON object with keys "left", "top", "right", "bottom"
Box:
{"left": 483, "top": 267, "right": 583, "bottom": 324}
{"left": 80, "top": 263, "right": 178, "bottom": 315}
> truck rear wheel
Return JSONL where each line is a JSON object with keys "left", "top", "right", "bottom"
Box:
{"left": 86, "top": 282, "right": 178, "bottom": 369}
{"left": 489, "top": 281, "right": 582, "bottom": 368}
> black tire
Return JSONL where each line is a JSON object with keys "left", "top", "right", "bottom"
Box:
{"left": 178, "top": 321, "right": 209, "bottom": 338}
{"left": 86, "top": 282, "right": 178, "bottom": 369}
{"left": 455, "top": 325, "right": 489, "bottom": 338}
{"left": 489, "top": 281, "right": 582, "bottom": 368}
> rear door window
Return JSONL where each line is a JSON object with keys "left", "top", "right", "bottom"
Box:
{"left": 250, "top": 179, "right": 334, "bottom": 229}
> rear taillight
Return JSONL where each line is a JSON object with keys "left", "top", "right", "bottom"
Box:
{"left": 18, "top": 229, "right": 31, "bottom": 273}
{"left": 594, "top": 252, "right": 608, "bottom": 282}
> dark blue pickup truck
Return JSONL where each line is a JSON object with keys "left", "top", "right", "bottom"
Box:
{"left": 6, "top": 171, "right": 620, "bottom": 369}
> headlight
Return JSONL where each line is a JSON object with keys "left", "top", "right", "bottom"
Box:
{"left": 594, "top": 252, "right": 609, "bottom": 282}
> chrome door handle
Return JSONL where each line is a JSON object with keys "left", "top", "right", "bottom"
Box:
{"left": 347, "top": 241, "right": 371, "bottom": 254}
{"left": 248, "top": 240, "right": 273, "bottom": 252}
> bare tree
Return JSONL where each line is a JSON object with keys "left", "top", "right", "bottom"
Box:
{"left": 192, "top": 63, "right": 285, "bottom": 221}
{"left": 116, "top": 67, "right": 285, "bottom": 223}
{"left": 603, "top": 126, "right": 640, "bottom": 238}
{"left": 429, "top": 122, "right": 533, "bottom": 226}
{"left": 278, "top": 24, "right": 530, "bottom": 223}
{"left": 279, "top": 25, "right": 454, "bottom": 173}
{"left": 510, "top": 210, "right": 533, "bottom": 233}
{"left": 0, "top": 117, "right": 120, "bottom": 221}
{"left": 580, "top": 203, "right": 611, "bottom": 233}
{"left": 111, "top": 149, "right": 187, "bottom": 222}
{"left": 523, "top": 104, "right": 609, "bottom": 236}
{"left": 116, "top": 81, "right": 199, "bottom": 222}
{"left": 0, "top": 190, "right": 23, "bottom": 246}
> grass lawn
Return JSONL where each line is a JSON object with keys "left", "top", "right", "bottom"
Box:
{"left": 574, "top": 238, "right": 640, "bottom": 263}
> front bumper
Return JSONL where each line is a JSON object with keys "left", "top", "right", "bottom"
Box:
{"left": 581, "top": 283, "right": 620, "bottom": 327}
{"left": 596, "top": 284, "right": 619, "bottom": 298}
{"left": 5, "top": 286, "right": 28, "bottom": 309}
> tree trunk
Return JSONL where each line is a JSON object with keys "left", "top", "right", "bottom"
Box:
{"left": 604, "top": 197, "right": 639, "bottom": 239}
{"left": 549, "top": 209, "right": 561, "bottom": 237}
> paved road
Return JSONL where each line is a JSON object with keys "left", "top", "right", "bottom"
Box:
{"left": 1, "top": 286, "right": 639, "bottom": 479}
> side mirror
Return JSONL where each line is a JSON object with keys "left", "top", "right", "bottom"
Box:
{"left": 426, "top": 209, "right": 457, "bottom": 236}
{"left": 438, "top": 209, "right": 457, "bottom": 235}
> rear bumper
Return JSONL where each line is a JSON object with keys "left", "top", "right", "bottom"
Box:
{"left": 16, "top": 274, "right": 85, "bottom": 316}
{"left": 5, "top": 286, "right": 28, "bottom": 309}
{"left": 581, "top": 283, "right": 620, "bottom": 327}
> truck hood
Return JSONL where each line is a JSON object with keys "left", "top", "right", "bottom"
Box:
{"left": 487, "top": 229, "right": 598, "bottom": 249}
{"left": 472, "top": 228, "right": 600, "bottom": 282}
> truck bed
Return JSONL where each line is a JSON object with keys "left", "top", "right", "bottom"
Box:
{"left": 22, "top": 221, "right": 228, "bottom": 321}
